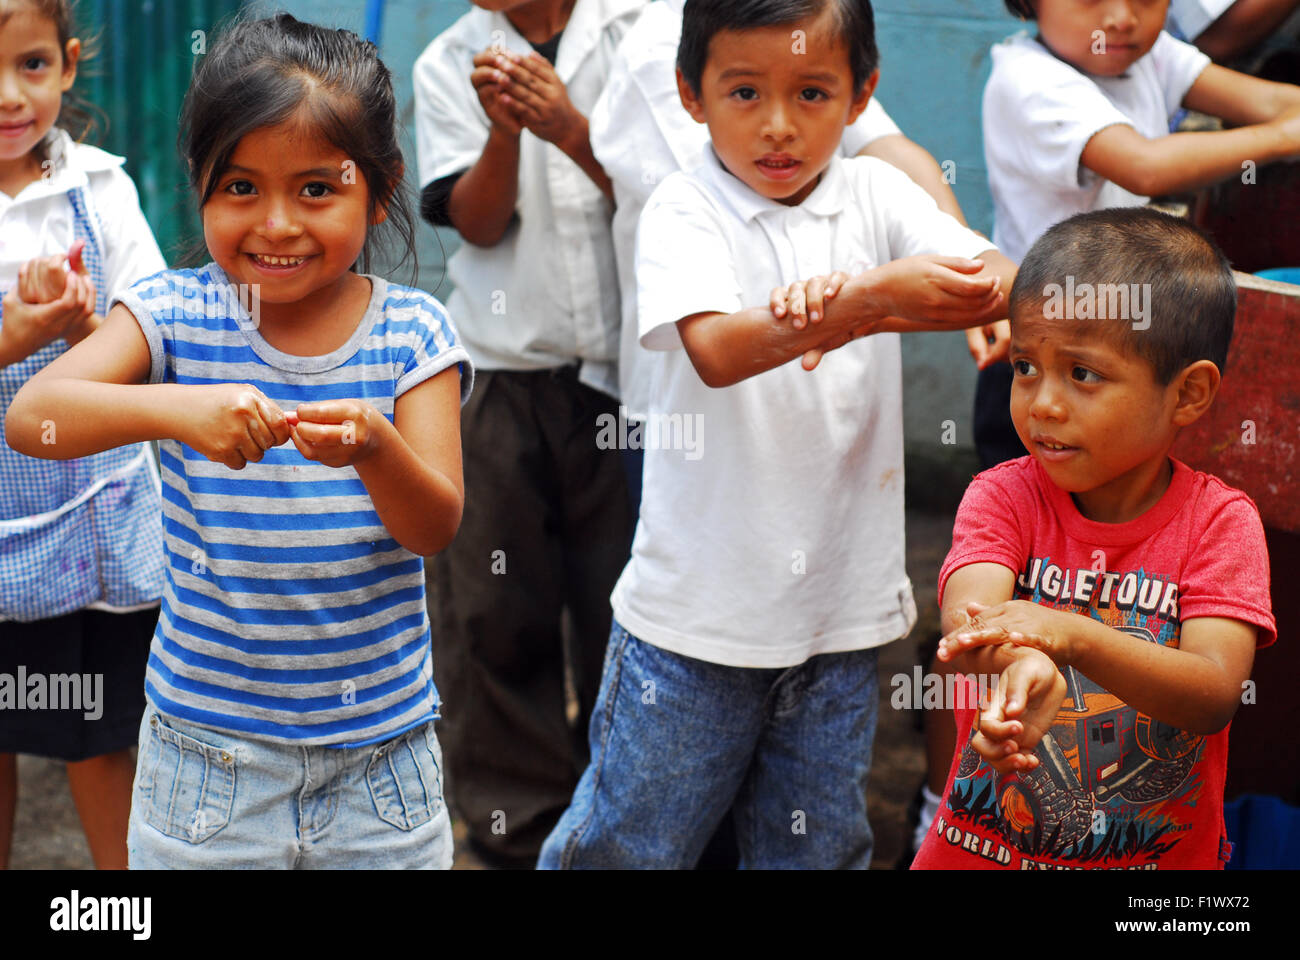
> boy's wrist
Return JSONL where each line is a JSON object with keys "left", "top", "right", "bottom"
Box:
{"left": 833, "top": 272, "right": 890, "bottom": 337}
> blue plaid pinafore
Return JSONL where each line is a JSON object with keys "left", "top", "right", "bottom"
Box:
{"left": 0, "top": 186, "right": 164, "bottom": 621}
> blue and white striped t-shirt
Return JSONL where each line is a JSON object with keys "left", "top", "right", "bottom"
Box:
{"left": 115, "top": 264, "right": 472, "bottom": 747}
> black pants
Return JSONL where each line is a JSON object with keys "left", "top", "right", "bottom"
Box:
{"left": 973, "top": 360, "right": 1028, "bottom": 470}
{"left": 428, "top": 368, "right": 634, "bottom": 861}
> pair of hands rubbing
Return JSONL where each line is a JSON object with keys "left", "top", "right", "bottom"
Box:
{"left": 768, "top": 254, "right": 1010, "bottom": 371}
{"left": 182, "top": 384, "right": 381, "bottom": 473}
{"left": 937, "top": 599, "right": 1074, "bottom": 776}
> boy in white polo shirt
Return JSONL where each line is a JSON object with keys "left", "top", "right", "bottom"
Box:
{"left": 538, "top": 0, "right": 1018, "bottom": 869}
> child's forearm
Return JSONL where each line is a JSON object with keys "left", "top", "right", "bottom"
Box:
{"left": 353, "top": 416, "right": 463, "bottom": 557}
{"left": 6, "top": 379, "right": 188, "bottom": 459}
{"left": 557, "top": 113, "right": 613, "bottom": 200}
{"left": 1083, "top": 123, "right": 1294, "bottom": 198}
{"left": 1057, "top": 617, "right": 1246, "bottom": 734}
{"left": 679, "top": 283, "right": 894, "bottom": 387}
{"left": 447, "top": 127, "right": 521, "bottom": 247}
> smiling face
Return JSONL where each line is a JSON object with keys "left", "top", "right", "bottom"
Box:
{"left": 1009, "top": 312, "right": 1187, "bottom": 522}
{"left": 1034, "top": 0, "right": 1167, "bottom": 77}
{"left": 0, "top": 3, "right": 79, "bottom": 189}
{"left": 201, "top": 116, "right": 379, "bottom": 322}
{"left": 676, "top": 9, "right": 873, "bottom": 206}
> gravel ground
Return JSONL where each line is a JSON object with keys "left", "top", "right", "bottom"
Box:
{"left": 7, "top": 507, "right": 953, "bottom": 871}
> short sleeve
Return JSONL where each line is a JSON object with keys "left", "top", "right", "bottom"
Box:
{"left": 1149, "top": 30, "right": 1212, "bottom": 114}
{"left": 937, "top": 467, "right": 1032, "bottom": 606}
{"left": 1179, "top": 493, "right": 1277, "bottom": 647}
{"left": 413, "top": 36, "right": 489, "bottom": 188}
{"left": 112, "top": 271, "right": 176, "bottom": 387}
{"left": 634, "top": 175, "right": 744, "bottom": 350}
{"left": 390, "top": 290, "right": 475, "bottom": 405}
{"left": 840, "top": 97, "right": 902, "bottom": 156}
{"left": 92, "top": 166, "right": 167, "bottom": 302}
{"left": 984, "top": 45, "right": 1134, "bottom": 192}
{"left": 859, "top": 160, "right": 994, "bottom": 261}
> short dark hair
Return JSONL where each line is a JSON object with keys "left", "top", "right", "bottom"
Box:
{"left": 179, "top": 14, "right": 415, "bottom": 276}
{"left": 678, "top": 0, "right": 879, "bottom": 95}
{"left": 1003, "top": 0, "right": 1035, "bottom": 19}
{"left": 1009, "top": 208, "right": 1237, "bottom": 384}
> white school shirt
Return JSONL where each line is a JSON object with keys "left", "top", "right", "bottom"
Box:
{"left": 610, "top": 149, "right": 994, "bottom": 668}
{"left": 590, "top": 0, "right": 902, "bottom": 420}
{"left": 0, "top": 129, "right": 164, "bottom": 302}
{"left": 983, "top": 30, "right": 1210, "bottom": 262}
{"left": 413, "top": 0, "right": 646, "bottom": 398}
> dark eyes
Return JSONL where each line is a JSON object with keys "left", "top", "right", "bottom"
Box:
{"left": 728, "top": 87, "right": 829, "bottom": 102}
{"left": 1013, "top": 359, "right": 1102, "bottom": 384}
{"left": 221, "top": 181, "right": 332, "bottom": 198}
{"left": 23, "top": 56, "right": 49, "bottom": 71}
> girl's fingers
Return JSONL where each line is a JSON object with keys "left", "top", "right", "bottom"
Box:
{"left": 801, "top": 347, "right": 824, "bottom": 371}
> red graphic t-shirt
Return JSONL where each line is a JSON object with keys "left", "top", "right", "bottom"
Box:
{"left": 912, "top": 457, "right": 1276, "bottom": 870}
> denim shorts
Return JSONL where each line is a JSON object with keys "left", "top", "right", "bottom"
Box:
{"left": 126, "top": 702, "right": 453, "bottom": 869}
{"left": 538, "top": 621, "right": 880, "bottom": 869}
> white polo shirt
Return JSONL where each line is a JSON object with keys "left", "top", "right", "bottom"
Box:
{"left": 0, "top": 128, "right": 164, "bottom": 301}
{"left": 590, "top": 0, "right": 901, "bottom": 418}
{"left": 984, "top": 30, "right": 1210, "bottom": 262}
{"left": 610, "top": 149, "right": 994, "bottom": 667}
{"left": 413, "top": 0, "right": 646, "bottom": 398}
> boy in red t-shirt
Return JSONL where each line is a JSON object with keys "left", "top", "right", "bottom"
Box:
{"left": 912, "top": 207, "right": 1276, "bottom": 870}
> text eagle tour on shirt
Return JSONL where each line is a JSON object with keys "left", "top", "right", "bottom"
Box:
{"left": 1017, "top": 557, "right": 1182, "bottom": 619}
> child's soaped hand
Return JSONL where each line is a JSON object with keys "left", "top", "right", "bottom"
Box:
{"left": 0, "top": 274, "right": 96, "bottom": 366}
{"left": 17, "top": 241, "right": 89, "bottom": 305}
{"left": 965, "top": 319, "right": 1011, "bottom": 370}
{"left": 178, "top": 383, "right": 293, "bottom": 471}
{"left": 770, "top": 271, "right": 850, "bottom": 330}
{"left": 494, "top": 51, "right": 586, "bottom": 150}
{"left": 290, "top": 399, "right": 384, "bottom": 469}
{"left": 872, "top": 254, "right": 1003, "bottom": 326}
{"left": 969, "top": 649, "right": 1066, "bottom": 776}
{"left": 938, "top": 599, "right": 1077, "bottom": 668}
{"left": 472, "top": 49, "right": 526, "bottom": 137}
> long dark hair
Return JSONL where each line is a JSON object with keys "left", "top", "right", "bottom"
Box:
{"left": 179, "top": 13, "right": 416, "bottom": 277}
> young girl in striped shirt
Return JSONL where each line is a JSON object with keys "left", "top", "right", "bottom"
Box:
{"left": 6, "top": 14, "right": 471, "bottom": 869}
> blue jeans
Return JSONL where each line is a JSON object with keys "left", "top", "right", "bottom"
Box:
{"left": 538, "top": 622, "right": 879, "bottom": 869}
{"left": 127, "top": 702, "right": 453, "bottom": 869}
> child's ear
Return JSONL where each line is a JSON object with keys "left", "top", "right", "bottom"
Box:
{"left": 676, "top": 68, "right": 707, "bottom": 124}
{"left": 848, "top": 69, "right": 879, "bottom": 125}
{"left": 370, "top": 164, "right": 402, "bottom": 227}
{"left": 1170, "top": 360, "right": 1221, "bottom": 427}
{"left": 60, "top": 38, "right": 81, "bottom": 92}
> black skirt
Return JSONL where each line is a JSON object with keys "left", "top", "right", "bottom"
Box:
{"left": 0, "top": 607, "right": 157, "bottom": 761}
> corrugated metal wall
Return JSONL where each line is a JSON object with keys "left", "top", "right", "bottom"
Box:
{"left": 75, "top": 0, "right": 246, "bottom": 263}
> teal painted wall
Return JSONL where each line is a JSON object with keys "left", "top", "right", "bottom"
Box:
{"left": 76, "top": 0, "right": 246, "bottom": 263}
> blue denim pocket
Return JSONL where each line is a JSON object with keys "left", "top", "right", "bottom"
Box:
{"left": 137, "top": 712, "right": 236, "bottom": 844}
{"left": 366, "top": 723, "right": 444, "bottom": 831}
